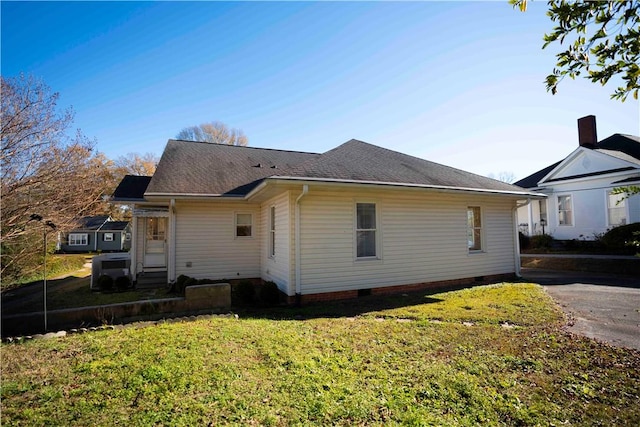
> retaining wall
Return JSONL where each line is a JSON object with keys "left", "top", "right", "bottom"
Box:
{"left": 2, "top": 283, "right": 231, "bottom": 337}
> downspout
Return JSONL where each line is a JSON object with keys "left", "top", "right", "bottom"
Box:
{"left": 513, "top": 199, "right": 531, "bottom": 278}
{"left": 131, "top": 213, "right": 137, "bottom": 282}
{"left": 295, "top": 185, "right": 309, "bottom": 303}
{"left": 169, "top": 199, "right": 176, "bottom": 283}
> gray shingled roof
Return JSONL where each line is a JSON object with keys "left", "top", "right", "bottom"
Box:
{"left": 285, "top": 139, "right": 527, "bottom": 193}
{"left": 112, "top": 175, "right": 152, "bottom": 201}
{"left": 100, "top": 221, "right": 129, "bottom": 231}
{"left": 145, "top": 140, "right": 319, "bottom": 196}
{"left": 144, "top": 138, "right": 533, "bottom": 197}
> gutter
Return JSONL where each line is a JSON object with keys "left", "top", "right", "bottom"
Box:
{"left": 294, "top": 184, "right": 309, "bottom": 302}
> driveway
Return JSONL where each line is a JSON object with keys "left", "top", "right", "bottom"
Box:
{"left": 520, "top": 268, "right": 640, "bottom": 351}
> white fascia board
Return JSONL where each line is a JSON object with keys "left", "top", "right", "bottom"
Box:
{"left": 537, "top": 147, "right": 585, "bottom": 185}
{"left": 539, "top": 167, "right": 640, "bottom": 188}
{"left": 248, "top": 176, "right": 546, "bottom": 199}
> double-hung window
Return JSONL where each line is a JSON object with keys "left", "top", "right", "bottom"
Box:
{"left": 69, "top": 233, "right": 88, "bottom": 246}
{"left": 269, "top": 206, "right": 276, "bottom": 257}
{"left": 103, "top": 233, "right": 114, "bottom": 242}
{"left": 557, "top": 195, "right": 573, "bottom": 226}
{"left": 607, "top": 190, "right": 627, "bottom": 226}
{"left": 467, "top": 207, "right": 482, "bottom": 251}
{"left": 235, "top": 213, "right": 253, "bottom": 237}
{"left": 356, "top": 203, "right": 377, "bottom": 258}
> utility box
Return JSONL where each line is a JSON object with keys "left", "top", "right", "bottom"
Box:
{"left": 91, "top": 252, "right": 131, "bottom": 290}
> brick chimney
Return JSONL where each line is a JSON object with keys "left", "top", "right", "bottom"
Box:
{"left": 577, "top": 115, "right": 597, "bottom": 148}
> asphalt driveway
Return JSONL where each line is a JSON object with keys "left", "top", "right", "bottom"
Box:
{"left": 520, "top": 268, "right": 640, "bottom": 351}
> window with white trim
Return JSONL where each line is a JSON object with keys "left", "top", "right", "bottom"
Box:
{"left": 356, "top": 202, "right": 377, "bottom": 258}
{"left": 557, "top": 195, "right": 573, "bottom": 226}
{"left": 607, "top": 190, "right": 627, "bottom": 226}
{"left": 69, "top": 233, "right": 88, "bottom": 246}
{"left": 269, "top": 206, "right": 276, "bottom": 257}
{"left": 467, "top": 207, "right": 482, "bottom": 251}
{"left": 103, "top": 233, "right": 114, "bottom": 242}
{"left": 235, "top": 213, "right": 253, "bottom": 237}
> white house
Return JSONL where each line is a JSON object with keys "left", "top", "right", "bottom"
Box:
{"left": 113, "top": 139, "right": 540, "bottom": 303}
{"left": 516, "top": 116, "right": 640, "bottom": 240}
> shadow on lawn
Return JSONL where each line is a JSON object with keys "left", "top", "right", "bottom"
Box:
{"left": 236, "top": 288, "right": 459, "bottom": 321}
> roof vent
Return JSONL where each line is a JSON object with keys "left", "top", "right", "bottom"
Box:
{"left": 254, "top": 163, "right": 262, "bottom": 168}
{"left": 271, "top": 165, "right": 278, "bottom": 169}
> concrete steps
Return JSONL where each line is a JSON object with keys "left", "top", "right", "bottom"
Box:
{"left": 135, "top": 271, "right": 168, "bottom": 290}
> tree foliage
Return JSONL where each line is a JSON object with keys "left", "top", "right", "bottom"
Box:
{"left": 176, "top": 121, "right": 248, "bottom": 146}
{"left": 513, "top": 0, "right": 640, "bottom": 101}
{"left": 114, "top": 152, "right": 158, "bottom": 176}
{"left": 0, "top": 74, "right": 112, "bottom": 284}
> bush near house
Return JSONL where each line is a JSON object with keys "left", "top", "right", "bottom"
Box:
{"left": 601, "top": 223, "right": 640, "bottom": 254}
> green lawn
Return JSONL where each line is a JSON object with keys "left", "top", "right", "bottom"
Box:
{"left": 2, "top": 283, "right": 639, "bottom": 426}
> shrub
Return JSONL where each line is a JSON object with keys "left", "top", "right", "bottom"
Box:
{"left": 97, "top": 274, "right": 114, "bottom": 292}
{"left": 171, "top": 274, "right": 190, "bottom": 294}
{"left": 530, "top": 234, "right": 553, "bottom": 250}
{"left": 259, "top": 281, "right": 280, "bottom": 306}
{"left": 114, "top": 275, "right": 131, "bottom": 291}
{"left": 235, "top": 280, "right": 255, "bottom": 305}
{"left": 601, "top": 223, "right": 640, "bottom": 253}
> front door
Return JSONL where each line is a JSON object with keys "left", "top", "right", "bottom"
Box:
{"left": 144, "top": 217, "right": 167, "bottom": 268}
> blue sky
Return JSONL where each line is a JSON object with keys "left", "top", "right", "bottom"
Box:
{"left": 2, "top": 1, "right": 638, "bottom": 180}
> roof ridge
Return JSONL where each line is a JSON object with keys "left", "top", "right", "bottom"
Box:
{"left": 167, "top": 139, "right": 319, "bottom": 155}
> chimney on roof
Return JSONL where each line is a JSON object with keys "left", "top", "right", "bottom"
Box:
{"left": 577, "top": 115, "right": 597, "bottom": 148}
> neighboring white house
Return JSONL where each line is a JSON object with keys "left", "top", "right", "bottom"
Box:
{"left": 516, "top": 115, "right": 640, "bottom": 240}
{"left": 112, "top": 139, "right": 540, "bottom": 303}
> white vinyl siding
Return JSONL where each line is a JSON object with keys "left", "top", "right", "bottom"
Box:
{"left": 297, "top": 188, "right": 516, "bottom": 295}
{"left": 175, "top": 202, "right": 260, "bottom": 280}
{"left": 607, "top": 190, "right": 627, "bottom": 227}
{"left": 69, "top": 233, "right": 88, "bottom": 246}
{"left": 261, "top": 192, "right": 291, "bottom": 294}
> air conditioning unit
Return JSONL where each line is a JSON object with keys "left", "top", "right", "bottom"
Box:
{"left": 91, "top": 252, "right": 131, "bottom": 290}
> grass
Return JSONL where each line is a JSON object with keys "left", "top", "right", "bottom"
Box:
{"left": 2, "top": 283, "right": 639, "bottom": 426}
{"left": 2, "top": 254, "right": 88, "bottom": 291}
{"left": 1, "top": 275, "right": 173, "bottom": 316}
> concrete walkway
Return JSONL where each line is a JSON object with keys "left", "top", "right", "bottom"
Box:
{"left": 521, "top": 268, "right": 640, "bottom": 351}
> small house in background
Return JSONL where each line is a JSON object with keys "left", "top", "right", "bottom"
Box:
{"left": 58, "top": 215, "right": 131, "bottom": 253}
{"left": 516, "top": 115, "right": 640, "bottom": 240}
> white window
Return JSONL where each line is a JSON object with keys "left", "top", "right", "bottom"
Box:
{"left": 69, "top": 233, "right": 88, "bottom": 246}
{"left": 467, "top": 207, "right": 482, "bottom": 251}
{"left": 235, "top": 213, "right": 253, "bottom": 237}
{"left": 124, "top": 233, "right": 131, "bottom": 241}
{"left": 607, "top": 191, "right": 627, "bottom": 227}
{"left": 558, "top": 195, "right": 573, "bottom": 226}
{"left": 269, "top": 206, "right": 276, "bottom": 257}
{"left": 103, "top": 233, "right": 114, "bottom": 242}
{"left": 356, "top": 203, "right": 377, "bottom": 258}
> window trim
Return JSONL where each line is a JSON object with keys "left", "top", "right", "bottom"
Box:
{"left": 269, "top": 206, "right": 276, "bottom": 258}
{"left": 354, "top": 201, "right": 380, "bottom": 260}
{"left": 68, "top": 233, "right": 88, "bottom": 246}
{"left": 557, "top": 194, "right": 574, "bottom": 227}
{"left": 103, "top": 233, "right": 114, "bottom": 242}
{"left": 467, "top": 206, "right": 483, "bottom": 252}
{"left": 234, "top": 212, "right": 253, "bottom": 238}
{"left": 606, "top": 190, "right": 627, "bottom": 227}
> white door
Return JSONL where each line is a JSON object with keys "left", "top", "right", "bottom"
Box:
{"left": 144, "top": 217, "right": 167, "bottom": 268}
